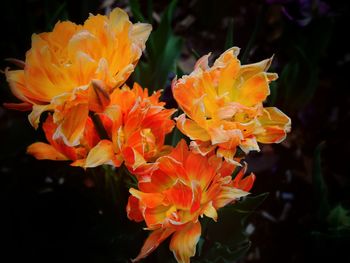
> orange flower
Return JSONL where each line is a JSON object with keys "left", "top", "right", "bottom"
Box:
{"left": 5, "top": 8, "right": 151, "bottom": 146}
{"left": 172, "top": 47, "right": 291, "bottom": 163}
{"left": 27, "top": 115, "right": 99, "bottom": 162}
{"left": 127, "top": 140, "right": 255, "bottom": 263}
{"left": 73, "top": 83, "right": 176, "bottom": 171}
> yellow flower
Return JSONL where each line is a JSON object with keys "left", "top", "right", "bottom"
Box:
{"left": 5, "top": 8, "right": 151, "bottom": 146}
{"left": 172, "top": 47, "right": 291, "bottom": 163}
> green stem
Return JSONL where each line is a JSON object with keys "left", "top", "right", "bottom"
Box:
{"left": 241, "top": 5, "right": 265, "bottom": 63}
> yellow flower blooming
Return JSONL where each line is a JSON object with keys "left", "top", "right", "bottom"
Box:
{"left": 172, "top": 47, "right": 291, "bottom": 163}
{"left": 5, "top": 8, "right": 151, "bottom": 146}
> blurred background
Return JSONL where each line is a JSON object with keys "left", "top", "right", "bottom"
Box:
{"left": 1, "top": 0, "right": 350, "bottom": 262}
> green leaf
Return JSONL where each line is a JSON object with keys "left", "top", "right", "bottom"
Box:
{"left": 149, "top": 0, "right": 178, "bottom": 56}
{"left": 224, "top": 18, "right": 234, "bottom": 50}
{"left": 241, "top": 5, "right": 265, "bottom": 63}
{"left": 313, "top": 142, "right": 330, "bottom": 221}
{"left": 132, "top": 0, "right": 183, "bottom": 91}
{"left": 280, "top": 60, "right": 300, "bottom": 105}
{"left": 233, "top": 192, "right": 269, "bottom": 213}
{"left": 129, "top": 0, "right": 146, "bottom": 22}
{"left": 147, "top": 0, "right": 154, "bottom": 23}
{"left": 298, "top": 67, "right": 319, "bottom": 108}
{"left": 153, "top": 36, "right": 183, "bottom": 89}
{"left": 328, "top": 205, "right": 350, "bottom": 230}
{"left": 45, "top": 1, "right": 69, "bottom": 31}
{"left": 203, "top": 192, "right": 268, "bottom": 262}
{"left": 191, "top": 48, "right": 201, "bottom": 60}
{"left": 267, "top": 81, "right": 278, "bottom": 106}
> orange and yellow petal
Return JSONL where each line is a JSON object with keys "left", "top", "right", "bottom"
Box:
{"left": 130, "top": 188, "right": 165, "bottom": 208}
{"left": 164, "top": 181, "right": 196, "bottom": 211}
{"left": 176, "top": 114, "right": 210, "bottom": 141}
{"left": 27, "top": 142, "right": 69, "bottom": 161}
{"left": 256, "top": 107, "right": 291, "bottom": 144}
{"left": 169, "top": 221, "right": 201, "bottom": 263}
{"left": 214, "top": 186, "right": 249, "bottom": 208}
{"left": 234, "top": 72, "right": 272, "bottom": 107}
{"left": 126, "top": 195, "right": 145, "bottom": 223}
{"left": 42, "top": 116, "right": 79, "bottom": 160}
{"left": 144, "top": 205, "right": 175, "bottom": 228}
{"left": 54, "top": 103, "right": 89, "bottom": 146}
{"left": 132, "top": 227, "right": 175, "bottom": 262}
{"left": 82, "top": 140, "right": 120, "bottom": 167}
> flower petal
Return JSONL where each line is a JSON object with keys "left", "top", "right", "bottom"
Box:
{"left": 175, "top": 114, "right": 210, "bottom": 141}
{"left": 157, "top": 155, "right": 188, "bottom": 181}
{"left": 132, "top": 228, "right": 175, "bottom": 262}
{"left": 189, "top": 140, "right": 215, "bottom": 156}
{"left": 214, "top": 187, "right": 249, "bottom": 208}
{"left": 169, "top": 221, "right": 201, "bottom": 263}
{"left": 126, "top": 195, "right": 144, "bottom": 222}
{"left": 235, "top": 72, "right": 271, "bottom": 107}
{"left": 208, "top": 125, "right": 243, "bottom": 145}
{"left": 88, "top": 79, "right": 110, "bottom": 112}
{"left": 123, "top": 146, "right": 147, "bottom": 170}
{"left": 28, "top": 104, "right": 54, "bottom": 129}
{"left": 164, "top": 181, "right": 194, "bottom": 211}
{"left": 54, "top": 103, "right": 89, "bottom": 146}
{"left": 202, "top": 201, "right": 218, "bottom": 221}
{"left": 130, "top": 23, "right": 152, "bottom": 50}
{"left": 130, "top": 188, "right": 165, "bottom": 208}
{"left": 83, "top": 140, "right": 119, "bottom": 167}
{"left": 256, "top": 107, "right": 291, "bottom": 143}
{"left": 3, "top": 102, "right": 32, "bottom": 111}
{"left": 185, "top": 151, "right": 215, "bottom": 190}
{"left": 27, "top": 142, "right": 68, "bottom": 160}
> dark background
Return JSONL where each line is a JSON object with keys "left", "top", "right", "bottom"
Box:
{"left": 1, "top": 0, "right": 350, "bottom": 262}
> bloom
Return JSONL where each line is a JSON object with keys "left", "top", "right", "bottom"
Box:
{"left": 5, "top": 8, "right": 151, "bottom": 146}
{"left": 72, "top": 83, "right": 176, "bottom": 172}
{"left": 27, "top": 114, "right": 99, "bottom": 162}
{"left": 127, "top": 140, "right": 255, "bottom": 263}
{"left": 172, "top": 47, "right": 291, "bottom": 163}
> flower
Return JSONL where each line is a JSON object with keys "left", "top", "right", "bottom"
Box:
{"left": 26, "top": 83, "right": 175, "bottom": 170}
{"left": 127, "top": 140, "right": 255, "bottom": 263}
{"left": 5, "top": 8, "right": 151, "bottom": 146}
{"left": 172, "top": 47, "right": 291, "bottom": 163}
{"left": 27, "top": 114, "right": 99, "bottom": 162}
{"left": 72, "top": 83, "right": 176, "bottom": 172}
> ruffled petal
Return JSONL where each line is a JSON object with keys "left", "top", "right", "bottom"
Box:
{"left": 126, "top": 195, "right": 144, "bottom": 222}
{"left": 54, "top": 103, "right": 89, "bottom": 146}
{"left": 256, "top": 107, "right": 291, "bottom": 143}
{"left": 132, "top": 228, "right": 175, "bottom": 262}
{"left": 175, "top": 114, "right": 210, "bottom": 141}
{"left": 82, "top": 140, "right": 119, "bottom": 167}
{"left": 169, "top": 221, "right": 201, "bottom": 263}
{"left": 130, "top": 188, "right": 165, "bottom": 208}
{"left": 88, "top": 80, "right": 110, "bottom": 112}
{"left": 202, "top": 201, "right": 218, "bottom": 221}
{"left": 27, "top": 142, "right": 68, "bottom": 160}
{"left": 28, "top": 104, "right": 54, "bottom": 129}
{"left": 214, "top": 187, "right": 249, "bottom": 208}
{"left": 235, "top": 72, "right": 271, "bottom": 107}
{"left": 130, "top": 23, "right": 152, "bottom": 50}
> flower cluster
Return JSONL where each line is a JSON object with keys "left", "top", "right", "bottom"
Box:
{"left": 4, "top": 7, "right": 291, "bottom": 263}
